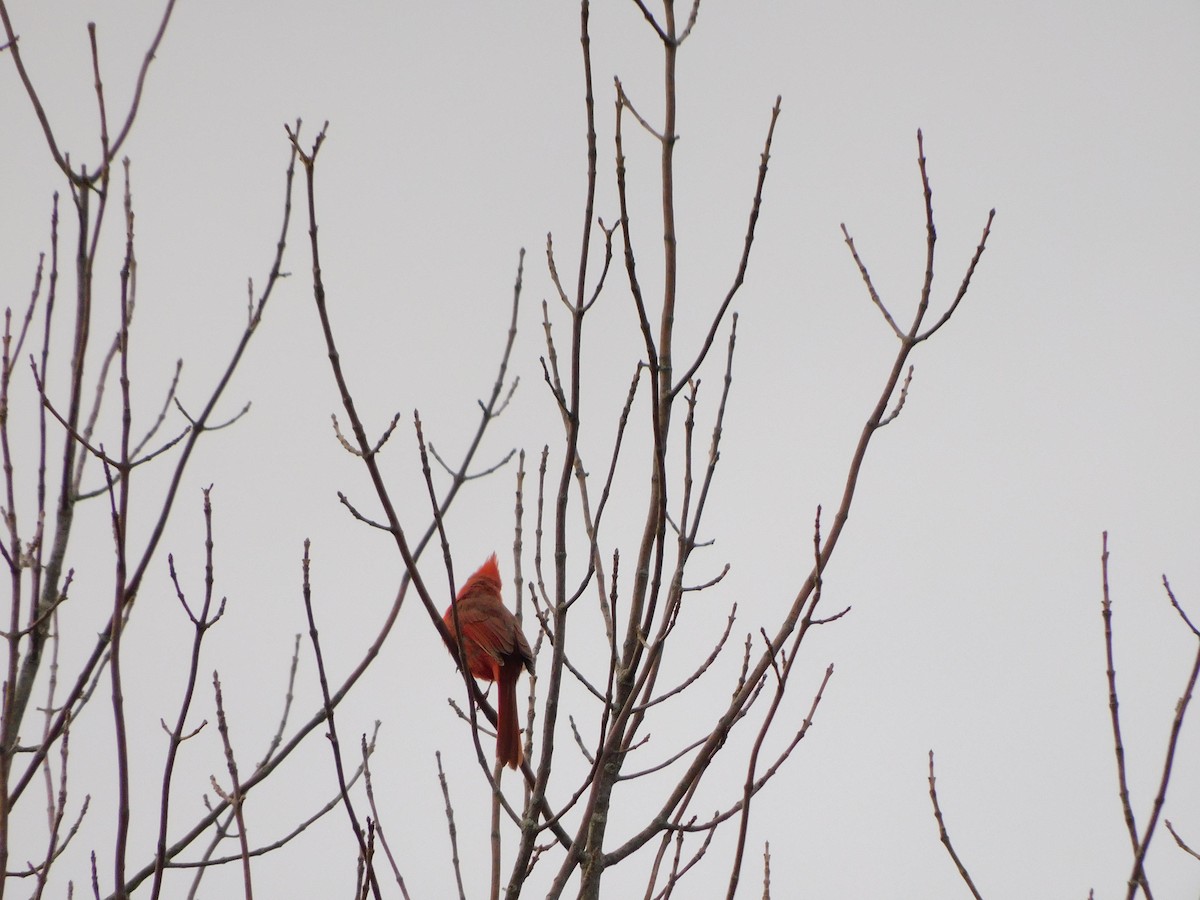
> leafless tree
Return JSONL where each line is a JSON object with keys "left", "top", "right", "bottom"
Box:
{"left": 926, "top": 533, "right": 1200, "bottom": 899}
{"left": 0, "top": 2, "right": 519, "bottom": 896}
{"left": 288, "top": 3, "right": 991, "bottom": 898}
{"left": 11, "top": 2, "right": 1186, "bottom": 899}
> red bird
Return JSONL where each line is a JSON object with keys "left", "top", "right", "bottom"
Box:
{"left": 442, "top": 554, "right": 534, "bottom": 769}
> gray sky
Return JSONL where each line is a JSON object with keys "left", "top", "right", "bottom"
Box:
{"left": 1, "top": 2, "right": 1197, "bottom": 897}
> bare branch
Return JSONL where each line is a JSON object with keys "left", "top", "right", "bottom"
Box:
{"left": 337, "top": 492, "right": 391, "bottom": 532}
{"left": 29, "top": 361, "right": 120, "bottom": 467}
{"left": 11, "top": 129, "right": 300, "bottom": 811}
{"left": 1125, "top": 594, "right": 1200, "bottom": 900}
{"left": 636, "top": 605, "right": 736, "bottom": 713}
{"left": 671, "top": 100, "right": 781, "bottom": 398}
{"left": 428, "top": 441, "right": 516, "bottom": 482}
{"left": 615, "top": 79, "right": 666, "bottom": 142}
{"left": 877, "top": 365, "right": 914, "bottom": 427}
{"left": 680, "top": 565, "right": 730, "bottom": 593}
{"left": 676, "top": 0, "right": 703, "bottom": 45}
{"left": 167, "top": 737, "right": 377, "bottom": 871}
{"left": 151, "top": 488, "right": 225, "bottom": 900}
{"left": 840, "top": 222, "right": 903, "bottom": 339}
{"left": 0, "top": 0, "right": 180, "bottom": 180}
{"left": 300, "top": 540, "right": 382, "bottom": 900}
{"left": 1163, "top": 575, "right": 1200, "bottom": 637}
{"left": 1100, "top": 533, "right": 1140, "bottom": 856}
{"left": 628, "top": 0, "right": 669, "bottom": 43}
{"left": 927, "top": 751, "right": 984, "bottom": 900}
{"left": 1164, "top": 820, "right": 1200, "bottom": 862}
{"left": 211, "top": 672, "right": 254, "bottom": 900}
{"left": 915, "top": 207, "right": 997, "bottom": 343}
{"left": 362, "top": 733, "right": 411, "bottom": 899}
{"left": 437, "top": 751, "right": 469, "bottom": 900}
{"left": 546, "top": 232, "right": 571, "bottom": 310}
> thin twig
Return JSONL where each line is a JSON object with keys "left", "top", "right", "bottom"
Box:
{"left": 150, "top": 487, "right": 224, "bottom": 900}
{"left": 361, "top": 733, "right": 411, "bottom": 899}
{"left": 1163, "top": 575, "right": 1200, "bottom": 637}
{"left": 840, "top": 223, "right": 903, "bottom": 339}
{"left": 1164, "top": 820, "right": 1200, "bottom": 862}
{"left": 1124, "top": 581, "right": 1200, "bottom": 900}
{"left": 211, "top": 672, "right": 253, "bottom": 900}
{"left": 1101, "top": 533, "right": 1141, "bottom": 855}
{"left": 927, "top": 751, "right": 983, "bottom": 900}
{"left": 300, "top": 540, "right": 382, "bottom": 900}
{"left": 671, "top": 99, "right": 782, "bottom": 398}
{"left": 437, "top": 752, "right": 469, "bottom": 900}
{"left": 12, "top": 128, "right": 300, "bottom": 813}
{"left": 168, "top": 727, "right": 379, "bottom": 872}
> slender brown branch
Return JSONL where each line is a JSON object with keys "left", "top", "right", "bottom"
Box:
{"left": 168, "top": 727, "right": 378, "bottom": 872}
{"left": 525, "top": 2, "right": 603, "bottom": 894}
{"left": 915, "top": 208, "right": 997, "bottom": 343}
{"left": 150, "top": 489, "right": 224, "bottom": 900}
{"left": 300, "top": 540, "right": 382, "bottom": 900}
{"left": 106, "top": 164, "right": 136, "bottom": 894}
{"left": 211, "top": 673, "right": 253, "bottom": 900}
{"left": 1124, "top": 583, "right": 1200, "bottom": 900}
{"left": 648, "top": 816, "right": 715, "bottom": 900}
{"left": 287, "top": 127, "right": 577, "bottom": 879}
{"left": 546, "top": 232, "right": 571, "bottom": 309}
{"left": 840, "top": 223, "right": 903, "bottom": 338}
{"left": 1101, "top": 533, "right": 1140, "bottom": 854}
{"left": 29, "top": 363, "right": 120, "bottom": 467}
{"left": 429, "top": 442, "right": 516, "bottom": 482}
{"left": 629, "top": 0, "right": 669, "bottom": 43}
{"left": 5, "top": 251, "right": 44, "bottom": 380}
{"left": 437, "top": 752, "right": 469, "bottom": 900}
{"left": 26, "top": 723, "right": 88, "bottom": 895}
{"left": 927, "top": 751, "right": 983, "bottom": 900}
{"left": 676, "top": 0, "right": 703, "bottom": 45}
{"left": 683, "top": 315, "right": 738, "bottom": 555}
{"left": 12, "top": 132, "right": 299, "bottom": 810}
{"left": 670, "top": 99, "right": 781, "bottom": 398}
{"left": 597, "top": 134, "right": 994, "bottom": 880}
{"left": 725, "top": 648, "right": 833, "bottom": 898}
{"left": 0, "top": 0, "right": 178, "bottom": 181}
{"left": 878, "top": 365, "right": 914, "bottom": 427}
{"left": 1163, "top": 576, "right": 1200, "bottom": 637}
{"left": 635, "top": 605, "right": 736, "bottom": 713}
{"left": 1164, "top": 820, "right": 1200, "bottom": 862}
{"left": 361, "top": 734, "right": 410, "bottom": 899}
{"left": 615, "top": 80, "right": 666, "bottom": 142}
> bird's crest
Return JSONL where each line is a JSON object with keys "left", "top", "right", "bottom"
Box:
{"left": 457, "top": 553, "right": 501, "bottom": 599}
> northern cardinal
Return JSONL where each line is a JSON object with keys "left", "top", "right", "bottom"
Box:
{"left": 442, "top": 554, "right": 534, "bottom": 769}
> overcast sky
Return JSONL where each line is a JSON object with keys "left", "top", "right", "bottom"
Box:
{"left": 1, "top": 2, "right": 1198, "bottom": 897}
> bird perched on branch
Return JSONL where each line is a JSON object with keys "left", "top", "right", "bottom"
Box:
{"left": 442, "top": 554, "right": 534, "bottom": 769}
